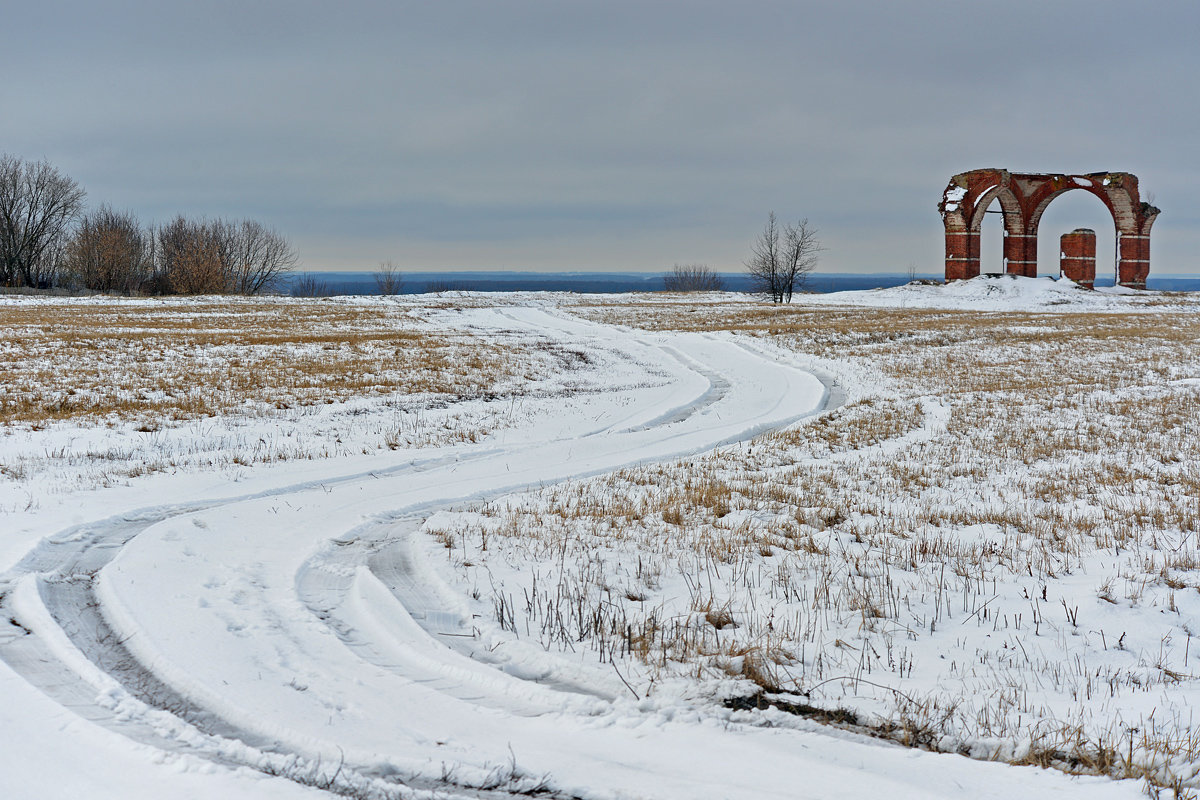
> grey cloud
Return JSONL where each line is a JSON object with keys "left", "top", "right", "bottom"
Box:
{"left": 2, "top": 1, "right": 1196, "bottom": 272}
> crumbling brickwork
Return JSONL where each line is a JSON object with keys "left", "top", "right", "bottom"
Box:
{"left": 1060, "top": 229, "right": 1097, "bottom": 289}
{"left": 938, "top": 169, "right": 1160, "bottom": 289}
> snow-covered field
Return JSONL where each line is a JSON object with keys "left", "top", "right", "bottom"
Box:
{"left": 1, "top": 277, "right": 1196, "bottom": 799}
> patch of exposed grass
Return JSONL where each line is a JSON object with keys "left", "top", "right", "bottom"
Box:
{"left": 0, "top": 298, "right": 559, "bottom": 427}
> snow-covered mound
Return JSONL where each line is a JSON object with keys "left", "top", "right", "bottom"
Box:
{"left": 805, "top": 274, "right": 1189, "bottom": 312}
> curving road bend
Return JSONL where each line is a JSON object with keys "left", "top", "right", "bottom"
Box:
{"left": 0, "top": 307, "right": 1138, "bottom": 799}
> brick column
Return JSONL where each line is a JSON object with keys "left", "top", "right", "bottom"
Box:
{"left": 945, "top": 228, "right": 979, "bottom": 281}
{"left": 1117, "top": 233, "right": 1149, "bottom": 289}
{"left": 1005, "top": 233, "right": 1037, "bottom": 277}
{"left": 1060, "top": 228, "right": 1096, "bottom": 289}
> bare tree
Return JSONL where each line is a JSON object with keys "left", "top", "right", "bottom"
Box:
{"left": 747, "top": 212, "right": 782, "bottom": 302}
{"left": 63, "top": 206, "right": 151, "bottom": 293}
{"left": 780, "top": 217, "right": 822, "bottom": 301}
{"left": 223, "top": 219, "right": 297, "bottom": 295}
{"left": 374, "top": 261, "right": 404, "bottom": 295}
{"left": 745, "top": 212, "right": 822, "bottom": 303}
{"left": 662, "top": 263, "right": 726, "bottom": 292}
{"left": 0, "top": 154, "right": 85, "bottom": 287}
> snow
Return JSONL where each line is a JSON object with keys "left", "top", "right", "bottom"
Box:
{"left": 942, "top": 185, "right": 968, "bottom": 213}
{"left": 796, "top": 274, "right": 1194, "bottom": 311}
{"left": 86, "top": 310, "right": 836, "bottom": 795}
{"left": 0, "top": 633, "right": 321, "bottom": 800}
{"left": 3, "top": 288, "right": 1190, "bottom": 798}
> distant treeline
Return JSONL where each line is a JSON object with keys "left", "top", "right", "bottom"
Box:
{"left": 1, "top": 154, "right": 295, "bottom": 295}
{"left": 284, "top": 271, "right": 952, "bottom": 296}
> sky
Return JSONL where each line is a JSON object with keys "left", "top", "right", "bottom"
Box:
{"left": 2, "top": 1, "right": 1197, "bottom": 274}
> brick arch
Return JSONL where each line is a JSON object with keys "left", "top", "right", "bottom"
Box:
{"left": 969, "top": 185, "right": 1027, "bottom": 276}
{"left": 969, "top": 184, "right": 1023, "bottom": 232}
{"left": 938, "top": 169, "right": 1160, "bottom": 288}
{"left": 1026, "top": 177, "right": 1122, "bottom": 233}
{"left": 1028, "top": 184, "right": 1119, "bottom": 280}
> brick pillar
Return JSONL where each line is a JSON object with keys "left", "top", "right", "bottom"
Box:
{"left": 1060, "top": 228, "right": 1096, "bottom": 289}
{"left": 1117, "top": 232, "right": 1149, "bottom": 289}
{"left": 945, "top": 229, "right": 979, "bottom": 281}
{"left": 1005, "top": 232, "right": 1037, "bottom": 277}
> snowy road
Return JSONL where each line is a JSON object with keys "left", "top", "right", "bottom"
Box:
{"left": 0, "top": 306, "right": 1139, "bottom": 799}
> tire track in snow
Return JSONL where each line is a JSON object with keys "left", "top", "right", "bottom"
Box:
{"left": 0, "top": 510, "right": 579, "bottom": 799}
{"left": 1, "top": 307, "right": 833, "bottom": 799}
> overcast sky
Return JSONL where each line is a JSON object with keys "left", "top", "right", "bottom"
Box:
{"left": 3, "top": 1, "right": 1197, "bottom": 274}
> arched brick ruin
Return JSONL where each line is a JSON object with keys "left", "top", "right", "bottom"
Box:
{"left": 938, "top": 169, "right": 1160, "bottom": 288}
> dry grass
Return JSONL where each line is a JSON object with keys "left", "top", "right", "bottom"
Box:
{"left": 0, "top": 297, "right": 570, "bottom": 428}
{"left": 431, "top": 296, "right": 1200, "bottom": 791}
{"left": 0, "top": 295, "right": 610, "bottom": 501}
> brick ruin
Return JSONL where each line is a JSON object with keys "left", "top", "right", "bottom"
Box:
{"left": 938, "top": 169, "right": 1160, "bottom": 288}
{"left": 1060, "top": 228, "right": 1096, "bottom": 289}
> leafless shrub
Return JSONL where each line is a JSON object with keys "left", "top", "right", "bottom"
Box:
{"left": 374, "top": 261, "right": 404, "bottom": 295}
{"left": 290, "top": 274, "right": 332, "bottom": 297}
{"left": 425, "top": 279, "right": 471, "bottom": 293}
{"left": 0, "top": 154, "right": 85, "bottom": 288}
{"left": 152, "top": 216, "right": 296, "bottom": 295}
{"left": 63, "top": 206, "right": 151, "bottom": 293}
{"left": 663, "top": 264, "right": 725, "bottom": 292}
{"left": 153, "top": 216, "right": 227, "bottom": 294}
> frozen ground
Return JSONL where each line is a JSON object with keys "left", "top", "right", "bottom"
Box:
{"left": 1, "top": 279, "right": 1190, "bottom": 798}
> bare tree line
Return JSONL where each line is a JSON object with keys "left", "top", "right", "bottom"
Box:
{"left": 5, "top": 154, "right": 822, "bottom": 300}
{"left": 1, "top": 154, "right": 296, "bottom": 294}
